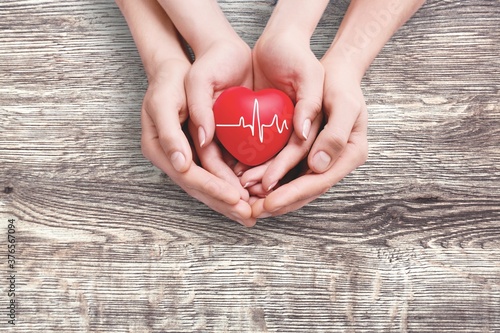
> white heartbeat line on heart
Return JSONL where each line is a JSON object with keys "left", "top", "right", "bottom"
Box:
{"left": 216, "top": 98, "right": 289, "bottom": 143}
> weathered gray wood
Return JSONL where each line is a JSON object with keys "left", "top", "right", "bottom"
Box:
{"left": 0, "top": 0, "right": 499, "bottom": 332}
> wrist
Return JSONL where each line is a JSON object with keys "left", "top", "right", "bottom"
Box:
{"left": 322, "top": 0, "right": 426, "bottom": 83}
{"left": 321, "top": 47, "right": 368, "bottom": 84}
{"left": 195, "top": 33, "right": 249, "bottom": 59}
{"left": 257, "top": 16, "right": 315, "bottom": 55}
{"left": 144, "top": 55, "right": 191, "bottom": 84}
{"left": 264, "top": 0, "right": 329, "bottom": 39}
{"left": 190, "top": 28, "right": 244, "bottom": 57}
{"left": 116, "top": 0, "right": 191, "bottom": 81}
{"left": 158, "top": 0, "right": 242, "bottom": 56}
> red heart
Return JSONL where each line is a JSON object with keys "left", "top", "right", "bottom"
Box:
{"left": 213, "top": 87, "right": 294, "bottom": 166}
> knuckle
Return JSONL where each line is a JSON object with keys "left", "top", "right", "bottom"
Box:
{"left": 203, "top": 179, "right": 223, "bottom": 197}
{"left": 308, "top": 96, "right": 323, "bottom": 116}
{"left": 187, "top": 102, "right": 202, "bottom": 120}
{"left": 323, "top": 130, "right": 347, "bottom": 154}
{"left": 157, "top": 130, "right": 178, "bottom": 149}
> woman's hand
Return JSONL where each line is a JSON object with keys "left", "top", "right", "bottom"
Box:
{"left": 250, "top": 61, "right": 369, "bottom": 219}
{"left": 245, "top": 0, "right": 425, "bottom": 219}
{"left": 117, "top": 0, "right": 255, "bottom": 226}
{"left": 141, "top": 60, "right": 256, "bottom": 227}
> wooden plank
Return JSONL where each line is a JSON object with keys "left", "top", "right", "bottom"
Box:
{"left": 6, "top": 240, "right": 500, "bottom": 332}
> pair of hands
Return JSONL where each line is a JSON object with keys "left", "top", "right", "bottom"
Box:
{"left": 119, "top": 0, "right": 426, "bottom": 226}
{"left": 142, "top": 28, "right": 368, "bottom": 227}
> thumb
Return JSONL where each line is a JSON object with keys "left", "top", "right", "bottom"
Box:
{"left": 185, "top": 70, "right": 216, "bottom": 148}
{"left": 145, "top": 100, "right": 193, "bottom": 173}
{"left": 293, "top": 64, "right": 324, "bottom": 141}
{"left": 308, "top": 94, "right": 363, "bottom": 173}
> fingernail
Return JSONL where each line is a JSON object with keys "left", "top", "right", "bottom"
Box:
{"left": 313, "top": 151, "right": 331, "bottom": 173}
{"left": 267, "top": 181, "right": 278, "bottom": 192}
{"left": 243, "top": 181, "right": 257, "bottom": 189}
{"left": 257, "top": 212, "right": 272, "bottom": 219}
{"left": 170, "top": 151, "right": 186, "bottom": 172}
{"left": 302, "top": 118, "right": 311, "bottom": 140}
{"left": 236, "top": 170, "right": 244, "bottom": 177}
{"left": 198, "top": 126, "right": 206, "bottom": 148}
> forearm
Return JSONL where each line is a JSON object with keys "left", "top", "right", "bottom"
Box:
{"left": 157, "top": 0, "right": 240, "bottom": 55}
{"left": 323, "top": 0, "right": 425, "bottom": 81}
{"left": 115, "top": 0, "right": 189, "bottom": 79}
{"left": 264, "top": 0, "right": 330, "bottom": 38}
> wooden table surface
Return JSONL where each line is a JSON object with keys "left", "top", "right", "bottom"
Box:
{"left": 1, "top": 0, "right": 499, "bottom": 332}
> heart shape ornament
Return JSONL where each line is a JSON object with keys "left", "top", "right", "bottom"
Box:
{"left": 213, "top": 86, "right": 294, "bottom": 166}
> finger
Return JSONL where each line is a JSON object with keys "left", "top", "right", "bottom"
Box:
{"left": 142, "top": 109, "right": 256, "bottom": 226}
{"left": 248, "top": 196, "right": 261, "bottom": 206}
{"left": 183, "top": 168, "right": 242, "bottom": 206}
{"left": 252, "top": 195, "right": 316, "bottom": 219}
{"left": 187, "top": 189, "right": 256, "bottom": 227}
{"left": 261, "top": 113, "right": 322, "bottom": 191}
{"left": 176, "top": 157, "right": 255, "bottom": 225}
{"left": 141, "top": 108, "right": 162, "bottom": 164}
{"left": 232, "top": 200, "right": 256, "bottom": 227}
{"left": 200, "top": 141, "right": 251, "bottom": 201}
{"left": 251, "top": 198, "right": 268, "bottom": 219}
{"left": 185, "top": 183, "right": 255, "bottom": 226}
{"left": 233, "top": 161, "right": 251, "bottom": 177}
{"left": 247, "top": 183, "right": 267, "bottom": 198}
{"left": 143, "top": 116, "right": 241, "bottom": 206}
{"left": 264, "top": 139, "right": 367, "bottom": 214}
{"left": 185, "top": 68, "right": 216, "bottom": 148}
{"left": 293, "top": 63, "right": 324, "bottom": 141}
{"left": 189, "top": 121, "right": 249, "bottom": 201}
{"left": 239, "top": 160, "right": 271, "bottom": 189}
{"left": 262, "top": 195, "right": 319, "bottom": 218}
{"left": 262, "top": 174, "right": 323, "bottom": 216}
{"left": 145, "top": 100, "right": 193, "bottom": 173}
{"left": 308, "top": 95, "right": 364, "bottom": 173}
{"left": 220, "top": 147, "right": 238, "bottom": 171}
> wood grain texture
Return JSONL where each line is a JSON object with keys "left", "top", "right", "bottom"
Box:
{"left": 1, "top": 0, "right": 499, "bottom": 332}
